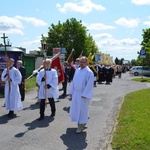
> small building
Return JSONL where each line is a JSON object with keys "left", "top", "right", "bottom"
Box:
{"left": 0, "top": 46, "right": 25, "bottom": 90}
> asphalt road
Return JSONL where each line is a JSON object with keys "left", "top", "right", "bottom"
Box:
{"left": 0, "top": 73, "right": 149, "bottom": 150}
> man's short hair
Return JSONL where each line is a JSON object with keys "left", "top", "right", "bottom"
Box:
{"left": 46, "top": 58, "right": 52, "bottom": 64}
{"left": 9, "top": 58, "right": 14, "bottom": 62}
{"left": 17, "top": 60, "right": 22, "bottom": 64}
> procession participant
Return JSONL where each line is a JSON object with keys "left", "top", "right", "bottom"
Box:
{"left": 61, "top": 61, "right": 70, "bottom": 97}
{"left": 36, "top": 59, "right": 59, "bottom": 121}
{"left": 16, "top": 60, "right": 26, "bottom": 101}
{"left": 89, "top": 62, "right": 97, "bottom": 87}
{"left": 112, "top": 64, "right": 117, "bottom": 78}
{"left": 104, "top": 64, "right": 114, "bottom": 84}
{"left": 74, "top": 58, "right": 80, "bottom": 69}
{"left": 94, "top": 63, "right": 100, "bottom": 83}
{"left": 68, "top": 56, "right": 94, "bottom": 133}
{"left": 68, "top": 62, "right": 76, "bottom": 83}
{"left": 117, "top": 65, "right": 123, "bottom": 78}
{"left": 1, "top": 58, "right": 23, "bottom": 118}
{"left": 98, "top": 63, "right": 105, "bottom": 84}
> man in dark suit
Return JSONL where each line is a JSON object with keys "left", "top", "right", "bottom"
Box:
{"left": 61, "top": 61, "right": 70, "bottom": 97}
{"left": 17, "top": 60, "right": 26, "bottom": 101}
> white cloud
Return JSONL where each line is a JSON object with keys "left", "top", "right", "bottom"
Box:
{"left": 14, "top": 16, "right": 48, "bottom": 27}
{"left": 93, "top": 33, "right": 113, "bottom": 39}
{"left": 114, "top": 17, "right": 140, "bottom": 28}
{"left": 0, "top": 16, "right": 24, "bottom": 35}
{"left": 56, "top": 0, "right": 105, "bottom": 14}
{"left": 21, "top": 39, "right": 40, "bottom": 47}
{"left": 95, "top": 36, "right": 141, "bottom": 60}
{"left": 87, "top": 23, "right": 116, "bottom": 30}
{"left": 131, "top": 0, "right": 150, "bottom": 5}
{"left": 0, "top": 15, "right": 47, "bottom": 35}
{"left": 144, "top": 21, "right": 150, "bottom": 26}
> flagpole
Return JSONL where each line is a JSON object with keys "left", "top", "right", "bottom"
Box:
{"left": 67, "top": 48, "right": 74, "bottom": 62}
{"left": 79, "top": 49, "right": 84, "bottom": 58}
{"left": 52, "top": 52, "right": 61, "bottom": 61}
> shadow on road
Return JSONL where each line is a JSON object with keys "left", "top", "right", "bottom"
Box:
{"left": 15, "top": 116, "right": 54, "bottom": 138}
{"left": 0, "top": 114, "right": 11, "bottom": 124}
{"left": 63, "top": 106, "right": 70, "bottom": 113}
{"left": 60, "top": 128, "right": 87, "bottom": 150}
{"left": 23, "top": 103, "right": 40, "bottom": 110}
{"left": 0, "top": 113, "right": 19, "bottom": 124}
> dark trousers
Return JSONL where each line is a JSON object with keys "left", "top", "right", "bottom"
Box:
{"left": 40, "top": 98, "right": 56, "bottom": 117}
{"left": 62, "top": 79, "right": 68, "bottom": 95}
{"left": 19, "top": 83, "right": 25, "bottom": 101}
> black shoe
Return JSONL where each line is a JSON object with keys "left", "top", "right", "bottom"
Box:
{"left": 50, "top": 113, "right": 55, "bottom": 117}
{"left": 62, "top": 93, "right": 66, "bottom": 96}
{"left": 8, "top": 113, "right": 16, "bottom": 118}
{"left": 7, "top": 112, "right": 11, "bottom": 117}
{"left": 37, "top": 116, "right": 44, "bottom": 121}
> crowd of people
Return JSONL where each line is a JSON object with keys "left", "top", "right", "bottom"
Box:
{"left": 1, "top": 56, "right": 127, "bottom": 134}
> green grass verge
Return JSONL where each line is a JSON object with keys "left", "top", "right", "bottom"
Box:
{"left": 111, "top": 88, "right": 150, "bottom": 150}
{"left": 25, "top": 76, "right": 37, "bottom": 91}
{"left": 132, "top": 77, "right": 150, "bottom": 83}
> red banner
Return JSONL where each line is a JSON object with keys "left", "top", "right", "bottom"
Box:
{"left": 51, "top": 56, "right": 64, "bottom": 84}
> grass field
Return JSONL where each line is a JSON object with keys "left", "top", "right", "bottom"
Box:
{"left": 111, "top": 78, "right": 150, "bottom": 150}
{"left": 132, "top": 77, "right": 150, "bottom": 83}
{"left": 25, "top": 76, "right": 36, "bottom": 91}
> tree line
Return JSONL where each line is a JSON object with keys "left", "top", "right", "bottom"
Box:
{"left": 41, "top": 18, "right": 98, "bottom": 60}
{"left": 41, "top": 17, "right": 150, "bottom": 67}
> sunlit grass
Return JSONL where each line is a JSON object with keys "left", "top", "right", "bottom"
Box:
{"left": 111, "top": 88, "right": 150, "bottom": 150}
{"left": 132, "top": 77, "right": 150, "bottom": 83}
{"left": 25, "top": 76, "right": 37, "bottom": 91}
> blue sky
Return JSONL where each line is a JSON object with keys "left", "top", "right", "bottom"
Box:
{"left": 0, "top": 0, "right": 150, "bottom": 61}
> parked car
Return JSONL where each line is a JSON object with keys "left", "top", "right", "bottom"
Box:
{"left": 129, "top": 66, "right": 150, "bottom": 76}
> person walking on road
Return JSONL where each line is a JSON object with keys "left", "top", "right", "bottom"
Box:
{"left": 61, "top": 61, "right": 70, "bottom": 97}
{"left": 1, "top": 58, "right": 23, "bottom": 118}
{"left": 68, "top": 56, "right": 94, "bottom": 133}
{"left": 36, "top": 59, "right": 59, "bottom": 121}
{"left": 117, "top": 65, "right": 123, "bottom": 78}
{"left": 16, "top": 60, "right": 26, "bottom": 101}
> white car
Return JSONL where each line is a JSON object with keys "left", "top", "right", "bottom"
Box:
{"left": 129, "top": 66, "right": 150, "bottom": 76}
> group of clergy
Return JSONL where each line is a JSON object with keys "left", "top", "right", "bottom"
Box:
{"left": 1, "top": 56, "right": 114, "bottom": 134}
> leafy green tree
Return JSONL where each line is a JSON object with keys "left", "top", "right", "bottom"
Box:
{"left": 44, "top": 18, "right": 98, "bottom": 59}
{"left": 130, "top": 59, "right": 138, "bottom": 66}
{"left": 46, "top": 21, "right": 64, "bottom": 56}
{"left": 139, "top": 28, "right": 150, "bottom": 66}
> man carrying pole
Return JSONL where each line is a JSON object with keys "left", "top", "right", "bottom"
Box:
{"left": 1, "top": 58, "right": 23, "bottom": 118}
{"left": 36, "top": 57, "right": 59, "bottom": 121}
{"left": 1, "top": 34, "right": 23, "bottom": 118}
